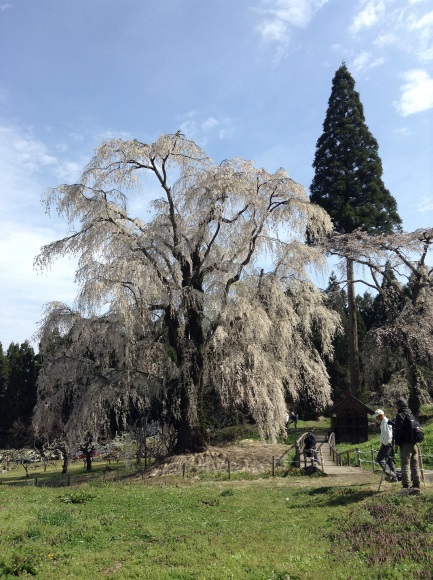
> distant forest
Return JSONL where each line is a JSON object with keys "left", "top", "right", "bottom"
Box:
{"left": 0, "top": 341, "right": 39, "bottom": 448}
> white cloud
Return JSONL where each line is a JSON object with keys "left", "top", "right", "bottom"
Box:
{"left": 407, "top": 9, "right": 433, "bottom": 62}
{"left": 352, "top": 0, "right": 387, "bottom": 34}
{"left": 351, "top": 50, "right": 385, "bottom": 74}
{"left": 0, "top": 125, "right": 55, "bottom": 215}
{"left": 350, "top": 0, "right": 386, "bottom": 35}
{"left": 0, "top": 3, "right": 12, "bottom": 11}
{"left": 416, "top": 196, "right": 433, "bottom": 213}
{"left": 202, "top": 117, "right": 219, "bottom": 131}
{"left": 373, "top": 32, "right": 398, "bottom": 47}
{"left": 219, "top": 127, "right": 235, "bottom": 140}
{"left": 348, "top": 2, "right": 433, "bottom": 53}
{"left": 257, "top": 18, "right": 288, "bottom": 43}
{"left": 265, "top": 0, "right": 328, "bottom": 29}
{"left": 409, "top": 9, "right": 433, "bottom": 30}
{"left": 255, "top": 0, "right": 328, "bottom": 58}
{"left": 178, "top": 112, "right": 234, "bottom": 145}
{"left": 0, "top": 125, "right": 57, "bottom": 173}
{"left": 55, "top": 160, "right": 83, "bottom": 182}
{"left": 394, "top": 69, "right": 433, "bottom": 115}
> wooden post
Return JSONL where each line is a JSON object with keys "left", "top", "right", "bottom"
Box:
{"left": 272, "top": 456, "right": 275, "bottom": 476}
{"left": 34, "top": 478, "right": 38, "bottom": 487}
{"left": 295, "top": 443, "right": 301, "bottom": 468}
{"left": 67, "top": 475, "right": 71, "bottom": 487}
{"left": 371, "top": 448, "right": 375, "bottom": 472}
{"left": 356, "top": 448, "right": 360, "bottom": 467}
{"left": 320, "top": 448, "right": 324, "bottom": 472}
{"left": 227, "top": 460, "right": 231, "bottom": 480}
{"left": 417, "top": 445, "right": 425, "bottom": 485}
{"left": 182, "top": 463, "right": 186, "bottom": 479}
{"left": 377, "top": 474, "right": 384, "bottom": 493}
{"left": 346, "top": 451, "right": 350, "bottom": 466}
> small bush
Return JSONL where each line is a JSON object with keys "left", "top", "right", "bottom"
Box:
{"left": 0, "top": 554, "right": 38, "bottom": 576}
{"left": 59, "top": 491, "right": 95, "bottom": 504}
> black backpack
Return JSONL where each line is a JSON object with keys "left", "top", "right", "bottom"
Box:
{"left": 406, "top": 413, "right": 424, "bottom": 443}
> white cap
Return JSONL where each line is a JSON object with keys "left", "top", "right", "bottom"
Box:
{"left": 374, "top": 409, "right": 384, "bottom": 417}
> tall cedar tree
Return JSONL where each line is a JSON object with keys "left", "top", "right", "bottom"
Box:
{"left": 310, "top": 63, "right": 401, "bottom": 396}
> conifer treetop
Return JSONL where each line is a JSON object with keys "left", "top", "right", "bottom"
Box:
{"left": 310, "top": 63, "right": 401, "bottom": 235}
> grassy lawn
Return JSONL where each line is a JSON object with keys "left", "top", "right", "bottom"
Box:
{"left": 1, "top": 412, "right": 432, "bottom": 579}
{"left": 1, "top": 472, "right": 432, "bottom": 579}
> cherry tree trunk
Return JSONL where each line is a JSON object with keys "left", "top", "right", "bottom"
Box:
{"left": 174, "top": 302, "right": 208, "bottom": 454}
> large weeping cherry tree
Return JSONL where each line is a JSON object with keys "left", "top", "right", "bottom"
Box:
{"left": 34, "top": 132, "right": 340, "bottom": 453}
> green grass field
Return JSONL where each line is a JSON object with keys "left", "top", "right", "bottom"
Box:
{"left": 1, "top": 475, "right": 432, "bottom": 579}
{"left": 1, "top": 412, "right": 432, "bottom": 579}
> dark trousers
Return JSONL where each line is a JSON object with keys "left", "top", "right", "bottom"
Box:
{"left": 376, "top": 444, "right": 396, "bottom": 477}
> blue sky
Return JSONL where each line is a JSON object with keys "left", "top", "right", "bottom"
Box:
{"left": 1, "top": 0, "right": 432, "bottom": 349}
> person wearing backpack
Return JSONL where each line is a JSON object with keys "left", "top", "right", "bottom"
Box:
{"left": 393, "top": 397, "right": 422, "bottom": 495}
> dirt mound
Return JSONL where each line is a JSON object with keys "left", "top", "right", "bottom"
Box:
{"left": 145, "top": 440, "right": 292, "bottom": 478}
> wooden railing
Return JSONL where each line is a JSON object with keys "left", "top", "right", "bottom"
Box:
{"left": 324, "top": 432, "right": 363, "bottom": 468}
{"left": 294, "top": 431, "right": 325, "bottom": 471}
{"left": 294, "top": 432, "right": 310, "bottom": 467}
{"left": 328, "top": 432, "right": 338, "bottom": 463}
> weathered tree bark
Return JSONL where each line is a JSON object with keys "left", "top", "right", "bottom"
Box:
{"left": 175, "top": 383, "right": 207, "bottom": 453}
{"left": 61, "top": 451, "right": 69, "bottom": 474}
{"left": 175, "top": 296, "right": 207, "bottom": 453}
{"left": 347, "top": 259, "right": 361, "bottom": 396}
{"left": 84, "top": 451, "right": 92, "bottom": 472}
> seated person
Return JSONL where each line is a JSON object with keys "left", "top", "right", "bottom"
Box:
{"left": 304, "top": 432, "right": 318, "bottom": 462}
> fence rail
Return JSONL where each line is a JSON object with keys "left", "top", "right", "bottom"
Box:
{"left": 0, "top": 448, "right": 296, "bottom": 487}
{"left": 329, "top": 438, "right": 433, "bottom": 483}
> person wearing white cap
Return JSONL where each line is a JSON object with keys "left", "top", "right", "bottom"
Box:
{"left": 374, "top": 409, "right": 398, "bottom": 482}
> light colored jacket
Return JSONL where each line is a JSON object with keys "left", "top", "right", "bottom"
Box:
{"left": 380, "top": 416, "right": 393, "bottom": 445}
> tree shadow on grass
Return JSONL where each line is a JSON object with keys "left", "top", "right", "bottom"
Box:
{"left": 308, "top": 484, "right": 374, "bottom": 506}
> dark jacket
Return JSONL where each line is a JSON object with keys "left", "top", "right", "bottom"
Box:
{"left": 394, "top": 406, "right": 412, "bottom": 446}
{"left": 304, "top": 433, "right": 316, "bottom": 450}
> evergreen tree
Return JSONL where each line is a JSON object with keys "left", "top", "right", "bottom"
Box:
{"left": 1, "top": 341, "right": 39, "bottom": 446}
{"left": 356, "top": 291, "right": 376, "bottom": 335}
{"left": 310, "top": 63, "right": 401, "bottom": 396}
